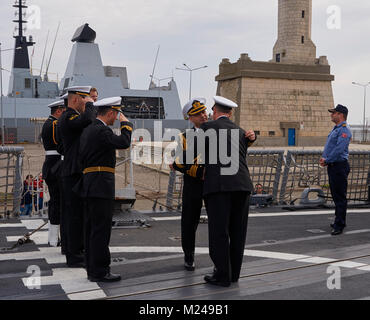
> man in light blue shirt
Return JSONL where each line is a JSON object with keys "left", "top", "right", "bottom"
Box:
{"left": 320, "top": 104, "right": 352, "bottom": 235}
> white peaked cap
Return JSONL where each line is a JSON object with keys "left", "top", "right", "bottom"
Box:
{"left": 94, "top": 97, "right": 123, "bottom": 112}
{"left": 213, "top": 96, "right": 238, "bottom": 108}
{"left": 94, "top": 97, "right": 122, "bottom": 107}
{"left": 48, "top": 100, "right": 65, "bottom": 108}
{"left": 182, "top": 98, "right": 206, "bottom": 120}
{"left": 66, "top": 86, "right": 92, "bottom": 95}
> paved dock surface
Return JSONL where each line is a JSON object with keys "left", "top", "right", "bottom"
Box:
{"left": 1, "top": 207, "right": 370, "bottom": 304}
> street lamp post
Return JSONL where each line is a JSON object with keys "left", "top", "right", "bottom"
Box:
{"left": 352, "top": 81, "right": 370, "bottom": 142}
{"left": 176, "top": 64, "right": 208, "bottom": 101}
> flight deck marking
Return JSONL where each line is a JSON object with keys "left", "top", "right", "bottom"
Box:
{"left": 152, "top": 208, "right": 370, "bottom": 221}
{"left": 3, "top": 219, "right": 370, "bottom": 300}
{"left": 4, "top": 245, "right": 370, "bottom": 300}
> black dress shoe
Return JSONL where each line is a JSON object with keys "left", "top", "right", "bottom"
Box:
{"left": 331, "top": 229, "right": 343, "bottom": 236}
{"left": 331, "top": 223, "right": 346, "bottom": 229}
{"left": 204, "top": 274, "right": 230, "bottom": 287}
{"left": 89, "top": 273, "right": 121, "bottom": 283}
{"left": 184, "top": 261, "right": 195, "bottom": 271}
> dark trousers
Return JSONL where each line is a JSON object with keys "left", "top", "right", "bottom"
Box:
{"left": 204, "top": 191, "right": 250, "bottom": 282}
{"left": 181, "top": 186, "right": 203, "bottom": 261}
{"left": 328, "top": 161, "right": 350, "bottom": 230}
{"left": 45, "top": 177, "right": 60, "bottom": 225}
{"left": 84, "top": 198, "right": 113, "bottom": 278}
{"left": 61, "top": 174, "right": 84, "bottom": 265}
{"left": 59, "top": 177, "right": 67, "bottom": 254}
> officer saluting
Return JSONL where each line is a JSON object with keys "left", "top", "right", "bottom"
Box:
{"left": 58, "top": 86, "right": 95, "bottom": 267}
{"left": 41, "top": 99, "right": 66, "bottom": 247}
{"left": 171, "top": 98, "right": 208, "bottom": 271}
{"left": 78, "top": 97, "right": 133, "bottom": 282}
{"left": 320, "top": 104, "right": 352, "bottom": 235}
{"left": 200, "top": 96, "right": 256, "bottom": 287}
{"left": 55, "top": 93, "right": 68, "bottom": 255}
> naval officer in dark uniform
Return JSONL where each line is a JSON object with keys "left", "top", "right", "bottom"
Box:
{"left": 58, "top": 86, "right": 95, "bottom": 267}
{"left": 78, "top": 97, "right": 133, "bottom": 282}
{"left": 171, "top": 98, "right": 208, "bottom": 271}
{"left": 54, "top": 93, "right": 68, "bottom": 255}
{"left": 41, "top": 99, "right": 66, "bottom": 247}
{"left": 320, "top": 104, "right": 352, "bottom": 235}
{"left": 200, "top": 96, "right": 256, "bottom": 287}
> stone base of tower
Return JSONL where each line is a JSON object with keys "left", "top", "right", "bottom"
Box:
{"left": 215, "top": 54, "right": 335, "bottom": 147}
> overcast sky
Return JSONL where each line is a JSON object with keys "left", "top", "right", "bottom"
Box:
{"left": 0, "top": 0, "right": 369, "bottom": 124}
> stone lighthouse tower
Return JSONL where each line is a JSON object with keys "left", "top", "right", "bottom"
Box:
{"left": 215, "top": 0, "right": 335, "bottom": 147}
{"left": 273, "top": 0, "right": 316, "bottom": 65}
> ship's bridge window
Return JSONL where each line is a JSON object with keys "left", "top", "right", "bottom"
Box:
{"left": 121, "top": 96, "right": 165, "bottom": 119}
{"left": 25, "top": 78, "right": 31, "bottom": 89}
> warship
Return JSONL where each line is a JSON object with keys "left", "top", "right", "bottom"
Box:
{"left": 1, "top": 0, "right": 185, "bottom": 143}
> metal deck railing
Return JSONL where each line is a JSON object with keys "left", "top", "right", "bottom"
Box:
{"left": 166, "top": 150, "right": 370, "bottom": 210}
{"left": 0, "top": 147, "right": 24, "bottom": 218}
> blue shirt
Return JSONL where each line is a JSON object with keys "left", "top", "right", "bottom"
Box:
{"left": 322, "top": 121, "right": 352, "bottom": 163}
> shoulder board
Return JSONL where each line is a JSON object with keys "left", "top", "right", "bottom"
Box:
{"left": 342, "top": 124, "right": 347, "bottom": 127}
{"left": 69, "top": 114, "right": 78, "bottom": 121}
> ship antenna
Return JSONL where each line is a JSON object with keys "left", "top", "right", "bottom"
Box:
{"left": 149, "top": 45, "right": 160, "bottom": 87}
{"left": 39, "top": 30, "right": 50, "bottom": 77}
{"left": 44, "top": 21, "right": 60, "bottom": 81}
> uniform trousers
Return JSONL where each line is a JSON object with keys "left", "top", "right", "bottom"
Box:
{"left": 204, "top": 191, "right": 250, "bottom": 282}
{"left": 44, "top": 177, "right": 60, "bottom": 225}
{"left": 327, "top": 161, "right": 350, "bottom": 230}
{"left": 84, "top": 198, "right": 113, "bottom": 278}
{"left": 61, "top": 174, "right": 84, "bottom": 265}
{"left": 181, "top": 184, "right": 203, "bottom": 261}
{"left": 58, "top": 177, "right": 67, "bottom": 254}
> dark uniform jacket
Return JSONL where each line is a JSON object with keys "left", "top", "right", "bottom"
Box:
{"left": 200, "top": 116, "right": 255, "bottom": 196}
{"left": 58, "top": 103, "right": 95, "bottom": 177}
{"left": 78, "top": 119, "right": 133, "bottom": 199}
{"left": 172, "top": 127, "right": 204, "bottom": 194}
{"left": 41, "top": 115, "right": 62, "bottom": 181}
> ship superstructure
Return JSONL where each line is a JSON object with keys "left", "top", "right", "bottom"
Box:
{"left": 1, "top": 1, "right": 185, "bottom": 143}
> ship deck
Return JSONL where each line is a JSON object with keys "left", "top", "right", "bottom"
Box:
{"left": 1, "top": 206, "right": 370, "bottom": 307}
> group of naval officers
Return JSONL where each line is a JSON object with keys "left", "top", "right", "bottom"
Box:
{"left": 41, "top": 85, "right": 351, "bottom": 287}
{"left": 42, "top": 86, "right": 256, "bottom": 286}
{"left": 42, "top": 85, "right": 133, "bottom": 282}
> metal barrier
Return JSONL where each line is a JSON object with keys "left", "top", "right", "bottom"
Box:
{"left": 247, "top": 150, "right": 285, "bottom": 203}
{"left": 280, "top": 150, "right": 370, "bottom": 205}
{"left": 165, "top": 150, "right": 285, "bottom": 210}
{"left": 166, "top": 169, "right": 183, "bottom": 211}
{"left": 167, "top": 149, "right": 370, "bottom": 210}
{"left": 0, "top": 147, "right": 24, "bottom": 218}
